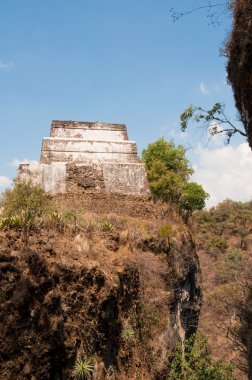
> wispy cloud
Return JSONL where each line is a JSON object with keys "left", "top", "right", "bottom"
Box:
{"left": 10, "top": 159, "right": 39, "bottom": 168}
{"left": 199, "top": 80, "right": 227, "bottom": 95}
{"left": 0, "top": 60, "right": 14, "bottom": 70}
{"left": 200, "top": 82, "right": 210, "bottom": 95}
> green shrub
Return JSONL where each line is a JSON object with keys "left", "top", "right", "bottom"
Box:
{"left": 206, "top": 236, "right": 228, "bottom": 253}
{"left": 0, "top": 180, "right": 48, "bottom": 228}
{"left": 226, "top": 248, "right": 242, "bottom": 262}
{"left": 169, "top": 334, "right": 235, "bottom": 379}
{"left": 158, "top": 224, "right": 174, "bottom": 239}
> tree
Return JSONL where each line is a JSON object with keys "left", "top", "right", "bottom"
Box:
{"left": 142, "top": 138, "right": 193, "bottom": 181}
{"left": 142, "top": 138, "right": 209, "bottom": 212}
{"left": 170, "top": 1, "right": 235, "bottom": 26}
{"left": 171, "top": 1, "right": 251, "bottom": 147}
{"left": 179, "top": 182, "right": 209, "bottom": 214}
{"left": 180, "top": 103, "right": 246, "bottom": 145}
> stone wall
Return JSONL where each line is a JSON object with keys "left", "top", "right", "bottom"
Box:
{"left": 40, "top": 139, "right": 138, "bottom": 164}
{"left": 103, "top": 163, "right": 149, "bottom": 195}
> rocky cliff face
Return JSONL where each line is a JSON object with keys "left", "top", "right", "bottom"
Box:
{"left": 227, "top": 0, "right": 252, "bottom": 148}
{"left": 0, "top": 196, "right": 201, "bottom": 379}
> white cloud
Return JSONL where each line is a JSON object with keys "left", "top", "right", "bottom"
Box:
{"left": 10, "top": 159, "right": 39, "bottom": 168}
{"left": 0, "top": 176, "right": 12, "bottom": 191}
{"left": 0, "top": 60, "right": 14, "bottom": 70}
{"left": 191, "top": 143, "right": 252, "bottom": 208}
{"left": 200, "top": 82, "right": 210, "bottom": 95}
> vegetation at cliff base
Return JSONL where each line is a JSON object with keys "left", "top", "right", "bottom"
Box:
{"left": 193, "top": 199, "right": 252, "bottom": 377}
{"left": 169, "top": 334, "right": 235, "bottom": 380}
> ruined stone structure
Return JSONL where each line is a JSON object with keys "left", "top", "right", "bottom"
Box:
{"left": 18, "top": 120, "right": 149, "bottom": 195}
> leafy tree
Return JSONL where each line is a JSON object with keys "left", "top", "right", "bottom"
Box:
{"left": 169, "top": 334, "right": 235, "bottom": 380}
{"left": 142, "top": 138, "right": 209, "bottom": 212}
{"left": 142, "top": 138, "right": 193, "bottom": 181}
{"left": 180, "top": 103, "right": 246, "bottom": 145}
{"left": 179, "top": 182, "right": 209, "bottom": 213}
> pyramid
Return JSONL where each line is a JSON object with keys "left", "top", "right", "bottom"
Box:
{"left": 18, "top": 120, "right": 150, "bottom": 195}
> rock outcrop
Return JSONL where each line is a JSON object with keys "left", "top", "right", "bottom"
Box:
{"left": 227, "top": 0, "right": 252, "bottom": 149}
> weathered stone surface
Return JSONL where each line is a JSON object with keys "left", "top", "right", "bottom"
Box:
{"left": 19, "top": 162, "right": 66, "bottom": 193}
{"left": 51, "top": 120, "right": 128, "bottom": 141}
{"left": 66, "top": 164, "right": 105, "bottom": 191}
{"left": 103, "top": 163, "right": 149, "bottom": 195}
{"left": 18, "top": 120, "right": 150, "bottom": 196}
{"left": 40, "top": 138, "right": 138, "bottom": 164}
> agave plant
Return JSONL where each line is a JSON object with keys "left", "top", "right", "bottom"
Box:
{"left": 121, "top": 327, "right": 135, "bottom": 342}
{"left": 101, "top": 220, "right": 115, "bottom": 232}
{"left": 73, "top": 358, "right": 94, "bottom": 379}
{"left": 0, "top": 214, "right": 25, "bottom": 229}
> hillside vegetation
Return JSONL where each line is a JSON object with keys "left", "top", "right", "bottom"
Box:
{"left": 193, "top": 200, "right": 252, "bottom": 379}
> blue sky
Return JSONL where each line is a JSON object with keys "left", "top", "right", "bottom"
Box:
{"left": 1, "top": 0, "right": 251, "bottom": 206}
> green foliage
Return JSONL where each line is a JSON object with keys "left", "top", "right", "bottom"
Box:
{"left": 169, "top": 334, "right": 235, "bottom": 380}
{"left": 73, "top": 358, "right": 94, "bottom": 379}
{"left": 179, "top": 182, "right": 209, "bottom": 212}
{"left": 64, "top": 210, "right": 78, "bottom": 223}
{"left": 148, "top": 164, "right": 185, "bottom": 202}
{"left": 206, "top": 236, "right": 228, "bottom": 252}
{"left": 0, "top": 180, "right": 48, "bottom": 228}
{"left": 142, "top": 138, "right": 208, "bottom": 212}
{"left": 0, "top": 214, "right": 26, "bottom": 229}
{"left": 158, "top": 224, "right": 174, "bottom": 240}
{"left": 142, "top": 138, "right": 193, "bottom": 181}
{"left": 180, "top": 103, "right": 246, "bottom": 145}
{"left": 226, "top": 248, "right": 242, "bottom": 263}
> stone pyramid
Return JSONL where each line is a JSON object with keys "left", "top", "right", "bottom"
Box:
{"left": 18, "top": 120, "right": 149, "bottom": 195}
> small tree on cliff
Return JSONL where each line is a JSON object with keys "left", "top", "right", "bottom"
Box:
{"left": 142, "top": 138, "right": 209, "bottom": 212}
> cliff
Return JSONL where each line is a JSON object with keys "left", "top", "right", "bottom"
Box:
{"left": 227, "top": 0, "right": 252, "bottom": 149}
{"left": 0, "top": 194, "right": 201, "bottom": 380}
